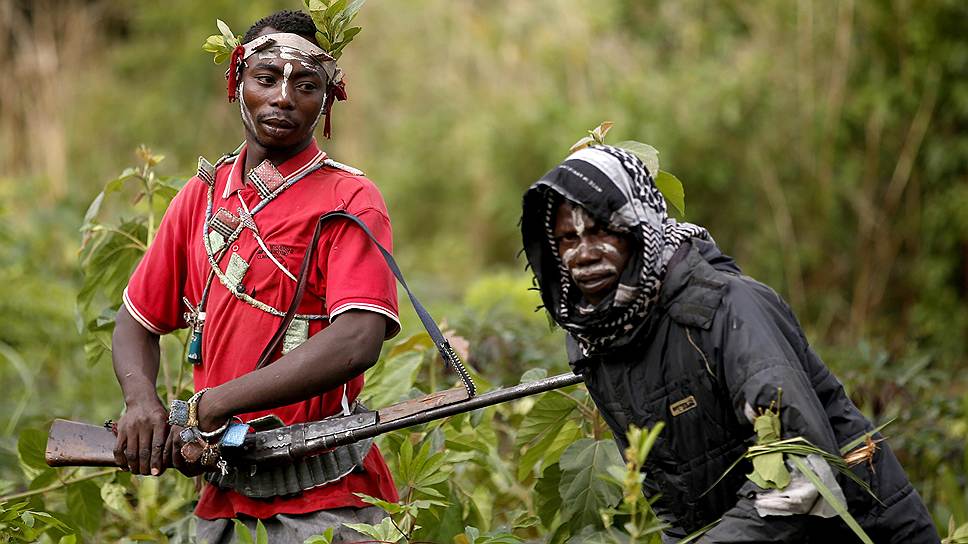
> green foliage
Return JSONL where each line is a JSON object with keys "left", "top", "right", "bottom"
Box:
{"left": 233, "top": 518, "right": 269, "bottom": 544}
{"left": 303, "top": 527, "right": 334, "bottom": 544}
{"left": 944, "top": 517, "right": 968, "bottom": 544}
{"left": 558, "top": 439, "right": 624, "bottom": 530}
{"left": 0, "top": 500, "right": 69, "bottom": 542}
{"left": 77, "top": 146, "right": 187, "bottom": 368}
{"left": 303, "top": 0, "right": 366, "bottom": 58}
{"left": 571, "top": 121, "right": 688, "bottom": 217}
{"left": 0, "top": 1, "right": 964, "bottom": 541}
{"left": 202, "top": 19, "right": 242, "bottom": 64}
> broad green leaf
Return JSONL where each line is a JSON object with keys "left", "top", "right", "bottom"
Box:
{"left": 558, "top": 439, "right": 623, "bottom": 529}
{"left": 749, "top": 451, "right": 790, "bottom": 489}
{"left": 388, "top": 331, "right": 432, "bottom": 358}
{"left": 520, "top": 368, "right": 547, "bottom": 383}
{"left": 202, "top": 35, "right": 226, "bottom": 53}
{"left": 28, "top": 469, "right": 58, "bottom": 490}
{"left": 17, "top": 428, "right": 47, "bottom": 470}
{"left": 213, "top": 52, "right": 229, "bottom": 64}
{"left": 324, "top": 0, "right": 347, "bottom": 21}
{"left": 255, "top": 519, "right": 268, "bottom": 544}
{"left": 342, "top": 26, "right": 362, "bottom": 41}
{"left": 58, "top": 535, "right": 78, "bottom": 544}
{"left": 753, "top": 409, "right": 781, "bottom": 444}
{"left": 542, "top": 419, "right": 583, "bottom": 472}
{"left": 316, "top": 31, "right": 332, "bottom": 51}
{"left": 789, "top": 455, "right": 874, "bottom": 544}
{"left": 406, "top": 442, "right": 451, "bottom": 491}
{"left": 66, "top": 480, "right": 103, "bottom": 534}
{"left": 535, "top": 463, "right": 562, "bottom": 528}
{"left": 343, "top": 517, "right": 402, "bottom": 542}
{"left": 216, "top": 20, "right": 237, "bottom": 47}
{"left": 515, "top": 392, "right": 577, "bottom": 480}
{"left": 655, "top": 170, "right": 686, "bottom": 218}
{"left": 353, "top": 492, "right": 406, "bottom": 515}
{"left": 233, "top": 519, "right": 255, "bottom": 544}
{"left": 614, "top": 140, "right": 660, "bottom": 175}
{"left": 303, "top": 527, "right": 334, "bottom": 544}
{"left": 360, "top": 350, "right": 422, "bottom": 407}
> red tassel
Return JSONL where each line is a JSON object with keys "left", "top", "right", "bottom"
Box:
{"left": 322, "top": 80, "right": 348, "bottom": 139}
{"left": 226, "top": 45, "right": 245, "bottom": 102}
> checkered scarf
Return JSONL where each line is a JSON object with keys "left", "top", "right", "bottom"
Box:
{"left": 521, "top": 145, "right": 709, "bottom": 353}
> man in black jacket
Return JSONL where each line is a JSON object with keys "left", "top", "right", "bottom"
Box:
{"left": 520, "top": 144, "right": 939, "bottom": 542}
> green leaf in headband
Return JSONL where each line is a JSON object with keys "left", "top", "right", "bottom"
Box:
{"left": 304, "top": 0, "right": 366, "bottom": 59}
{"left": 202, "top": 19, "right": 241, "bottom": 64}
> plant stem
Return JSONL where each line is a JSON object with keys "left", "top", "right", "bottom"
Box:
{"left": 0, "top": 468, "right": 116, "bottom": 502}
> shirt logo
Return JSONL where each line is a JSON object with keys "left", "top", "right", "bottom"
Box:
{"left": 256, "top": 244, "right": 294, "bottom": 260}
{"left": 670, "top": 395, "right": 697, "bottom": 417}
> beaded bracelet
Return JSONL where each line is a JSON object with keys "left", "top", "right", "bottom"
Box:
{"left": 168, "top": 388, "right": 210, "bottom": 427}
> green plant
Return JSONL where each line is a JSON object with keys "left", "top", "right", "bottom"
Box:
{"left": 303, "top": 0, "right": 365, "bottom": 59}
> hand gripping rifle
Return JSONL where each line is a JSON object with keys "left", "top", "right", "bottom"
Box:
{"left": 47, "top": 210, "right": 584, "bottom": 470}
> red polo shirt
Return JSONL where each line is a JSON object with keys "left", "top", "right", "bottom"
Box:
{"left": 123, "top": 140, "right": 400, "bottom": 519}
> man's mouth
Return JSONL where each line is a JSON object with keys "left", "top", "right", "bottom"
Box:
{"left": 572, "top": 268, "right": 617, "bottom": 291}
{"left": 260, "top": 117, "right": 296, "bottom": 131}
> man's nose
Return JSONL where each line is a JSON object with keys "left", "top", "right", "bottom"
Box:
{"left": 270, "top": 83, "right": 295, "bottom": 110}
{"left": 573, "top": 239, "right": 602, "bottom": 265}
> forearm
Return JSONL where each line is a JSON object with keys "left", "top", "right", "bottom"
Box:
{"left": 198, "top": 311, "right": 386, "bottom": 428}
{"left": 112, "top": 305, "right": 163, "bottom": 405}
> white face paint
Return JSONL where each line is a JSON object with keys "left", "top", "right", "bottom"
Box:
{"left": 239, "top": 81, "right": 257, "bottom": 135}
{"left": 571, "top": 206, "right": 588, "bottom": 236}
{"left": 558, "top": 205, "right": 625, "bottom": 287}
{"left": 281, "top": 62, "right": 293, "bottom": 99}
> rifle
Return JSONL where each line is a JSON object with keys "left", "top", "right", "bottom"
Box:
{"left": 46, "top": 371, "right": 584, "bottom": 469}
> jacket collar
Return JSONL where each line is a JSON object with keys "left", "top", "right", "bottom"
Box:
{"left": 659, "top": 239, "right": 739, "bottom": 330}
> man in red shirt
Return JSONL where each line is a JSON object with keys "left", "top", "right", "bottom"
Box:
{"left": 111, "top": 9, "right": 398, "bottom": 542}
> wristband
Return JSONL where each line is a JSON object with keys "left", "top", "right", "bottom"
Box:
{"left": 168, "top": 388, "right": 210, "bottom": 427}
{"left": 199, "top": 416, "right": 241, "bottom": 440}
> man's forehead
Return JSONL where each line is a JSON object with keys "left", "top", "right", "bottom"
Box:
{"left": 249, "top": 52, "right": 323, "bottom": 77}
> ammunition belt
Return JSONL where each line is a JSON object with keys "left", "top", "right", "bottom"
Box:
{"left": 205, "top": 438, "right": 372, "bottom": 499}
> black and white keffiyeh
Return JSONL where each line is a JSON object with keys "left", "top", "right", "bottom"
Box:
{"left": 521, "top": 145, "right": 709, "bottom": 353}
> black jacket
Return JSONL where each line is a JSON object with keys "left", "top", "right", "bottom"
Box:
{"left": 567, "top": 239, "right": 939, "bottom": 543}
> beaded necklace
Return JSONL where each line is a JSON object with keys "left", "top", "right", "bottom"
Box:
{"left": 184, "top": 146, "right": 337, "bottom": 365}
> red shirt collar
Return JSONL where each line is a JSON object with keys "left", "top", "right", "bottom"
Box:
{"left": 223, "top": 140, "right": 327, "bottom": 198}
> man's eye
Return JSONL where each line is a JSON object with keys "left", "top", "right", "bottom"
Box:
{"left": 296, "top": 82, "right": 318, "bottom": 92}
{"left": 256, "top": 76, "right": 275, "bottom": 85}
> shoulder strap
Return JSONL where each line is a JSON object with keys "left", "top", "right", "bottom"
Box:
{"left": 255, "top": 211, "right": 476, "bottom": 397}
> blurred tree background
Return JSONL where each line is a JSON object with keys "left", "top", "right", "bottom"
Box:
{"left": 0, "top": 0, "right": 965, "bottom": 541}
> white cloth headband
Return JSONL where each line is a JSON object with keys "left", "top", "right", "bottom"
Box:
{"left": 242, "top": 32, "right": 340, "bottom": 83}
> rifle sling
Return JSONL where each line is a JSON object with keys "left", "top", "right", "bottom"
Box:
{"left": 254, "top": 211, "right": 476, "bottom": 397}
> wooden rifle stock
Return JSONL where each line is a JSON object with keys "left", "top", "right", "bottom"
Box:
{"left": 46, "top": 419, "right": 119, "bottom": 467}
{"left": 46, "top": 372, "right": 585, "bottom": 468}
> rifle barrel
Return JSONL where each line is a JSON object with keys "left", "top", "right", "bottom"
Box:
{"left": 321, "top": 372, "right": 585, "bottom": 450}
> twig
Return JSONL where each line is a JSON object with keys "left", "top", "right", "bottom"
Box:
{"left": 0, "top": 468, "right": 116, "bottom": 502}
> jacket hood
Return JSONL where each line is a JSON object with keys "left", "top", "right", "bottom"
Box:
{"left": 521, "top": 145, "right": 710, "bottom": 353}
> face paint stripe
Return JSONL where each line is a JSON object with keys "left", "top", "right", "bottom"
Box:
{"left": 281, "top": 62, "right": 293, "bottom": 100}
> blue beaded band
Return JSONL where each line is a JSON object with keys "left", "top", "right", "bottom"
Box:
{"left": 168, "top": 400, "right": 189, "bottom": 427}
